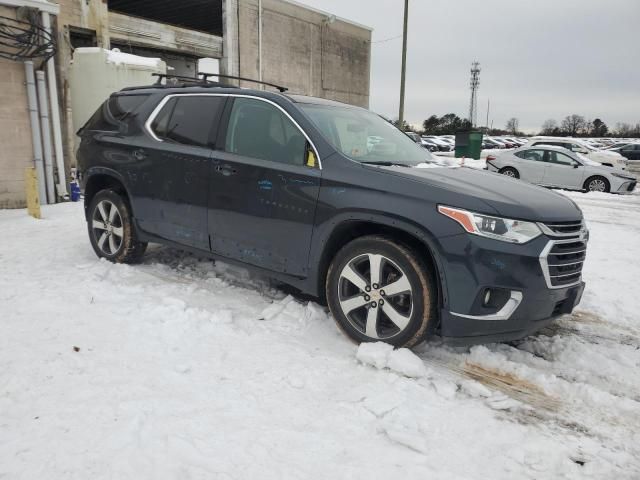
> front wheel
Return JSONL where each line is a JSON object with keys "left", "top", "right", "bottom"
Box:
{"left": 326, "top": 236, "right": 437, "bottom": 348}
{"left": 584, "top": 176, "right": 610, "bottom": 193}
{"left": 87, "top": 189, "right": 147, "bottom": 263}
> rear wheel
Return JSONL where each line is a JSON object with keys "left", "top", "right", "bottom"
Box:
{"left": 87, "top": 189, "right": 147, "bottom": 263}
{"left": 326, "top": 236, "right": 437, "bottom": 348}
{"left": 584, "top": 176, "right": 610, "bottom": 193}
{"left": 499, "top": 167, "right": 519, "bottom": 179}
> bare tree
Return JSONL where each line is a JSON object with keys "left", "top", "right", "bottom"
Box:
{"left": 560, "top": 115, "right": 586, "bottom": 136}
{"left": 541, "top": 119, "right": 557, "bottom": 135}
{"left": 505, "top": 118, "right": 519, "bottom": 135}
{"left": 614, "top": 122, "right": 633, "bottom": 137}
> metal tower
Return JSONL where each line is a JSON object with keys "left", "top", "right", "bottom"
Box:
{"left": 468, "top": 61, "right": 481, "bottom": 128}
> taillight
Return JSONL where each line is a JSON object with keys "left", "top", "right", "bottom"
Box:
{"left": 486, "top": 155, "right": 496, "bottom": 161}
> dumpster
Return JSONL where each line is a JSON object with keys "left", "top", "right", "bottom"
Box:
{"left": 455, "top": 131, "right": 483, "bottom": 160}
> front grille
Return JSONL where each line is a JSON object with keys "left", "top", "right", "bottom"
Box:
{"left": 545, "top": 240, "right": 586, "bottom": 287}
{"left": 538, "top": 221, "right": 587, "bottom": 289}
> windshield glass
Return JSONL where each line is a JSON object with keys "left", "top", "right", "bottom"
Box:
{"left": 300, "top": 104, "right": 437, "bottom": 166}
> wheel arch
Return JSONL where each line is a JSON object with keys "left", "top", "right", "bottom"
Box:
{"left": 583, "top": 174, "right": 610, "bottom": 192}
{"left": 83, "top": 168, "right": 131, "bottom": 220}
{"left": 313, "top": 215, "right": 446, "bottom": 314}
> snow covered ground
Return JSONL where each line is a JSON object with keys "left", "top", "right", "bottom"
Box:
{"left": 1, "top": 189, "right": 639, "bottom": 479}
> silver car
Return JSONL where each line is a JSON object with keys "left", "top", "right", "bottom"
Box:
{"left": 486, "top": 145, "right": 637, "bottom": 193}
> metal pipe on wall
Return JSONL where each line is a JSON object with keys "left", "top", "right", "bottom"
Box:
{"left": 258, "top": 0, "right": 263, "bottom": 88}
{"left": 41, "top": 11, "right": 68, "bottom": 199}
{"left": 24, "top": 61, "right": 47, "bottom": 204}
{"left": 36, "top": 70, "right": 55, "bottom": 204}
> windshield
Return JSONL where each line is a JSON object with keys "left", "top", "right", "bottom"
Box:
{"left": 300, "top": 104, "right": 436, "bottom": 166}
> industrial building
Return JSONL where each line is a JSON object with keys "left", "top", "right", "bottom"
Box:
{"left": 0, "top": 0, "right": 371, "bottom": 208}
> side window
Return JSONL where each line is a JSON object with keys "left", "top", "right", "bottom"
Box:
{"left": 548, "top": 151, "right": 574, "bottom": 166}
{"left": 518, "top": 149, "right": 545, "bottom": 162}
{"left": 225, "top": 97, "right": 307, "bottom": 166}
{"left": 84, "top": 94, "right": 149, "bottom": 131}
{"left": 150, "top": 96, "right": 225, "bottom": 147}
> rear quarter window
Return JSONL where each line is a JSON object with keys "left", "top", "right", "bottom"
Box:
{"left": 81, "top": 94, "right": 150, "bottom": 133}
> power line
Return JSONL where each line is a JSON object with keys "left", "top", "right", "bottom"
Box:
{"left": 371, "top": 34, "right": 403, "bottom": 44}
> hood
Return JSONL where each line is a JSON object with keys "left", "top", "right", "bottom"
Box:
{"left": 378, "top": 165, "right": 583, "bottom": 222}
{"left": 596, "top": 150, "right": 623, "bottom": 157}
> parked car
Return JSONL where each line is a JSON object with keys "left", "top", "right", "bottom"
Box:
{"left": 486, "top": 145, "right": 637, "bottom": 193}
{"left": 483, "top": 138, "right": 505, "bottom": 149}
{"left": 405, "top": 132, "right": 422, "bottom": 144}
{"left": 423, "top": 136, "right": 453, "bottom": 152}
{"left": 611, "top": 143, "right": 640, "bottom": 161}
{"left": 525, "top": 136, "right": 627, "bottom": 169}
{"left": 78, "top": 83, "right": 588, "bottom": 347}
{"left": 420, "top": 138, "right": 440, "bottom": 152}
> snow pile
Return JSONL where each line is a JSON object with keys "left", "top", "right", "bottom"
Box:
{"left": 106, "top": 49, "right": 163, "bottom": 69}
{"left": 357, "top": 342, "right": 429, "bottom": 378}
{"left": 1, "top": 190, "right": 640, "bottom": 478}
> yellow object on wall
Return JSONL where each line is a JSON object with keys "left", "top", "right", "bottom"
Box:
{"left": 25, "top": 167, "right": 41, "bottom": 219}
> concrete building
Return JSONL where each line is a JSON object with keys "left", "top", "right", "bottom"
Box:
{"left": 0, "top": 0, "right": 371, "bottom": 208}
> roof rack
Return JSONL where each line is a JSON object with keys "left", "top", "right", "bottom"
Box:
{"left": 149, "top": 73, "right": 288, "bottom": 93}
{"left": 199, "top": 73, "right": 288, "bottom": 92}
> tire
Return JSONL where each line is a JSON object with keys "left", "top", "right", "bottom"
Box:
{"left": 584, "top": 176, "right": 610, "bottom": 193}
{"left": 87, "top": 189, "right": 147, "bottom": 263}
{"left": 499, "top": 167, "right": 519, "bottom": 179}
{"left": 326, "top": 236, "right": 437, "bottom": 348}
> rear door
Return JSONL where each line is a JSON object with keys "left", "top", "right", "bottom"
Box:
{"left": 542, "top": 150, "right": 583, "bottom": 188}
{"left": 208, "top": 96, "right": 321, "bottom": 276}
{"left": 136, "top": 94, "right": 226, "bottom": 249}
{"left": 513, "top": 149, "right": 547, "bottom": 183}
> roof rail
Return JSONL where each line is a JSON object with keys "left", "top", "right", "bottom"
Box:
{"left": 199, "top": 73, "right": 288, "bottom": 93}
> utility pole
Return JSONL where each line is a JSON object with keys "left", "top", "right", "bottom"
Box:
{"left": 398, "top": 0, "right": 409, "bottom": 129}
{"left": 485, "top": 98, "right": 490, "bottom": 131}
{"left": 468, "top": 61, "right": 481, "bottom": 128}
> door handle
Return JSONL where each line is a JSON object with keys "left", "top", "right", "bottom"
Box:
{"left": 133, "top": 149, "right": 147, "bottom": 161}
{"left": 216, "top": 165, "right": 237, "bottom": 176}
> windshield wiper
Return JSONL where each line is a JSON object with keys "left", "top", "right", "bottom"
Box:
{"left": 360, "top": 161, "right": 412, "bottom": 167}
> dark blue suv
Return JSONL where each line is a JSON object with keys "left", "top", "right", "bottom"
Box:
{"left": 77, "top": 83, "right": 587, "bottom": 347}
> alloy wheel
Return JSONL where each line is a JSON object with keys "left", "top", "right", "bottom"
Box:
{"left": 502, "top": 169, "right": 516, "bottom": 177}
{"left": 337, "top": 253, "right": 413, "bottom": 340}
{"left": 92, "top": 200, "right": 124, "bottom": 255}
{"left": 588, "top": 179, "right": 606, "bottom": 192}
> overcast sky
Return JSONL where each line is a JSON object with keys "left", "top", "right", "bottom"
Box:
{"left": 299, "top": 0, "right": 639, "bottom": 133}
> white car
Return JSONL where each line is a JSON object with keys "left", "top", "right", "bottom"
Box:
{"left": 525, "top": 136, "right": 627, "bottom": 169}
{"left": 486, "top": 145, "right": 637, "bottom": 194}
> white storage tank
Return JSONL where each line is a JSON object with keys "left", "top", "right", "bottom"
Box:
{"left": 69, "top": 47, "right": 166, "bottom": 144}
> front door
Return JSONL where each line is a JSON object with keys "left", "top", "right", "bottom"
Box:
{"left": 542, "top": 150, "right": 583, "bottom": 189}
{"left": 136, "top": 94, "right": 226, "bottom": 250}
{"left": 208, "top": 97, "right": 321, "bottom": 276}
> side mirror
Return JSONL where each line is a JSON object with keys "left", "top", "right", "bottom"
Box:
{"left": 573, "top": 163, "right": 580, "bottom": 168}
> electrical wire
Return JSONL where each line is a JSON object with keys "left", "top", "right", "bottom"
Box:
{"left": 0, "top": 12, "right": 56, "bottom": 62}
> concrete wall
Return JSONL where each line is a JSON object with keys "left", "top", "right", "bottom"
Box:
{"left": 0, "top": 7, "right": 34, "bottom": 208}
{"left": 229, "top": 0, "right": 371, "bottom": 107}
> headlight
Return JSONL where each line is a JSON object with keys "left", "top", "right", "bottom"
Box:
{"left": 438, "top": 206, "right": 542, "bottom": 244}
{"left": 612, "top": 172, "right": 634, "bottom": 180}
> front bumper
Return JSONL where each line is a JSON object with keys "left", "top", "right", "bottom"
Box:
{"left": 435, "top": 232, "right": 586, "bottom": 345}
{"left": 615, "top": 179, "right": 637, "bottom": 193}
